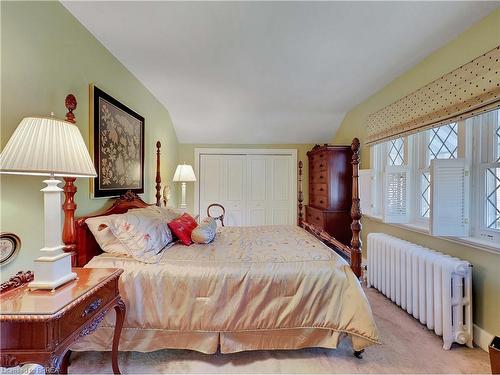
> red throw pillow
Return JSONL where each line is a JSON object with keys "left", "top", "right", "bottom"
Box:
{"left": 168, "top": 213, "right": 198, "bottom": 245}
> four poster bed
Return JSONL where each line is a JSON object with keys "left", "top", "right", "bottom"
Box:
{"left": 60, "top": 123, "right": 378, "bottom": 355}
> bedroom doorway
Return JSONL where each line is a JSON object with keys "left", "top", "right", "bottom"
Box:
{"left": 194, "top": 148, "right": 297, "bottom": 226}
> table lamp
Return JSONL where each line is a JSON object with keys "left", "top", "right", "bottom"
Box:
{"left": 0, "top": 115, "right": 97, "bottom": 290}
{"left": 173, "top": 164, "right": 196, "bottom": 209}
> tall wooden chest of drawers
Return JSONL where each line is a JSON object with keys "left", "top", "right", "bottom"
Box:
{"left": 305, "top": 144, "right": 353, "bottom": 245}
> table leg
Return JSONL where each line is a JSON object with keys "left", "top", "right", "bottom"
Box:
{"left": 112, "top": 297, "right": 126, "bottom": 374}
{"left": 60, "top": 350, "right": 71, "bottom": 374}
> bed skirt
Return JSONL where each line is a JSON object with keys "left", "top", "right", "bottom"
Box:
{"left": 71, "top": 326, "right": 375, "bottom": 354}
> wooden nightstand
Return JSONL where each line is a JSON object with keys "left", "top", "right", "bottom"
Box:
{"left": 0, "top": 268, "right": 125, "bottom": 374}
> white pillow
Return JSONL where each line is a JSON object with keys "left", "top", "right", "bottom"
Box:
{"left": 85, "top": 215, "right": 128, "bottom": 256}
{"left": 109, "top": 207, "right": 174, "bottom": 263}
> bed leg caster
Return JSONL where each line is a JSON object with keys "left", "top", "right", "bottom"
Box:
{"left": 353, "top": 349, "right": 364, "bottom": 359}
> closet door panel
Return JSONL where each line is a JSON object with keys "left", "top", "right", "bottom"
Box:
{"left": 223, "top": 156, "right": 246, "bottom": 226}
{"left": 268, "top": 156, "right": 293, "bottom": 225}
{"left": 272, "top": 208, "right": 290, "bottom": 225}
{"left": 248, "top": 208, "right": 266, "bottom": 226}
{"left": 246, "top": 156, "right": 268, "bottom": 225}
{"left": 226, "top": 158, "right": 245, "bottom": 201}
{"left": 201, "top": 156, "right": 222, "bottom": 202}
{"left": 247, "top": 158, "right": 267, "bottom": 201}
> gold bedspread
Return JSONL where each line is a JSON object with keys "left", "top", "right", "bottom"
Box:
{"left": 72, "top": 226, "right": 379, "bottom": 353}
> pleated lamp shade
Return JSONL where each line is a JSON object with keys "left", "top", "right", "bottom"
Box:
{"left": 0, "top": 117, "right": 97, "bottom": 177}
{"left": 173, "top": 164, "right": 196, "bottom": 182}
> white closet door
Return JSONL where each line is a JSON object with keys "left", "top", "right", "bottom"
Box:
{"left": 199, "top": 153, "right": 294, "bottom": 226}
{"left": 199, "top": 155, "right": 246, "bottom": 226}
{"left": 246, "top": 155, "right": 293, "bottom": 225}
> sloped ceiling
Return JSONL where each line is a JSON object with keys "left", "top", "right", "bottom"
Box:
{"left": 63, "top": 1, "right": 498, "bottom": 143}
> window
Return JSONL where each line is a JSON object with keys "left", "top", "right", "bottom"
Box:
{"left": 486, "top": 167, "right": 500, "bottom": 230}
{"left": 367, "top": 108, "right": 500, "bottom": 249}
{"left": 474, "top": 110, "right": 500, "bottom": 242}
{"left": 417, "top": 123, "right": 460, "bottom": 219}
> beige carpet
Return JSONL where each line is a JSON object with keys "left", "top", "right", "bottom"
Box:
{"left": 69, "top": 288, "right": 490, "bottom": 374}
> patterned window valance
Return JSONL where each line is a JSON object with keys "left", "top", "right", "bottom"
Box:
{"left": 366, "top": 46, "right": 500, "bottom": 145}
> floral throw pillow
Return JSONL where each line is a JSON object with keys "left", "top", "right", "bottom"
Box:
{"left": 191, "top": 217, "right": 217, "bottom": 244}
{"left": 168, "top": 213, "right": 198, "bottom": 245}
{"left": 109, "top": 207, "right": 174, "bottom": 263}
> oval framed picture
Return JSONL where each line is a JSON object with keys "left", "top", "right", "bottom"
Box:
{"left": 0, "top": 233, "right": 21, "bottom": 267}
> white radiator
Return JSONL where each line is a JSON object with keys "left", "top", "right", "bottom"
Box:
{"left": 367, "top": 233, "right": 473, "bottom": 350}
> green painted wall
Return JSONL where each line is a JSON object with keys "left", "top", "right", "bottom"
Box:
{"left": 178, "top": 143, "right": 315, "bottom": 215}
{"left": 332, "top": 9, "right": 500, "bottom": 336}
{"left": 0, "top": 1, "right": 179, "bottom": 280}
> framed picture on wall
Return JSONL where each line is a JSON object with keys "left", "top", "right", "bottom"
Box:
{"left": 90, "top": 84, "right": 145, "bottom": 198}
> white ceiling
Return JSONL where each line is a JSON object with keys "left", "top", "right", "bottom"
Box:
{"left": 63, "top": 1, "right": 498, "bottom": 144}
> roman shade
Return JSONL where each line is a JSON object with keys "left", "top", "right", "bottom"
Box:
{"left": 366, "top": 46, "right": 500, "bottom": 145}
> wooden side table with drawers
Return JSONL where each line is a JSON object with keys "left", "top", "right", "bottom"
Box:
{"left": 0, "top": 268, "right": 125, "bottom": 374}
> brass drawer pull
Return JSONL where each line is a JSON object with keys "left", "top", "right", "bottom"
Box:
{"left": 316, "top": 216, "right": 320, "bottom": 220}
{"left": 320, "top": 187, "right": 324, "bottom": 191}
{"left": 82, "top": 298, "right": 103, "bottom": 317}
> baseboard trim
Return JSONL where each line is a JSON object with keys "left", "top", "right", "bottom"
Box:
{"left": 474, "top": 324, "right": 494, "bottom": 352}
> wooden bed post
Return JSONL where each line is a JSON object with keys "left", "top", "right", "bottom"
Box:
{"left": 155, "top": 141, "right": 162, "bottom": 207}
{"left": 297, "top": 160, "right": 304, "bottom": 227}
{"left": 62, "top": 94, "right": 78, "bottom": 265}
{"left": 350, "top": 138, "right": 362, "bottom": 279}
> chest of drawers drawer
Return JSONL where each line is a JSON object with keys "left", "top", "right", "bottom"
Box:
{"left": 309, "top": 194, "right": 328, "bottom": 209}
{"left": 310, "top": 171, "right": 327, "bottom": 184}
{"left": 310, "top": 159, "right": 328, "bottom": 174}
{"left": 308, "top": 151, "right": 328, "bottom": 163}
{"left": 310, "top": 183, "right": 328, "bottom": 196}
{"left": 305, "top": 206, "right": 325, "bottom": 228}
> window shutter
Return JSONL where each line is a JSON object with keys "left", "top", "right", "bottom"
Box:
{"left": 383, "top": 165, "right": 410, "bottom": 223}
{"left": 430, "top": 158, "right": 470, "bottom": 237}
{"left": 359, "top": 169, "right": 372, "bottom": 216}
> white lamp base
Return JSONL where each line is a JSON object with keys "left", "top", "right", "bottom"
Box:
{"left": 180, "top": 181, "right": 187, "bottom": 209}
{"left": 27, "top": 178, "right": 77, "bottom": 291}
{"left": 28, "top": 252, "right": 76, "bottom": 290}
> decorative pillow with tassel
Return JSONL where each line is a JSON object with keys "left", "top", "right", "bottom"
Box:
{"left": 191, "top": 217, "right": 217, "bottom": 244}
